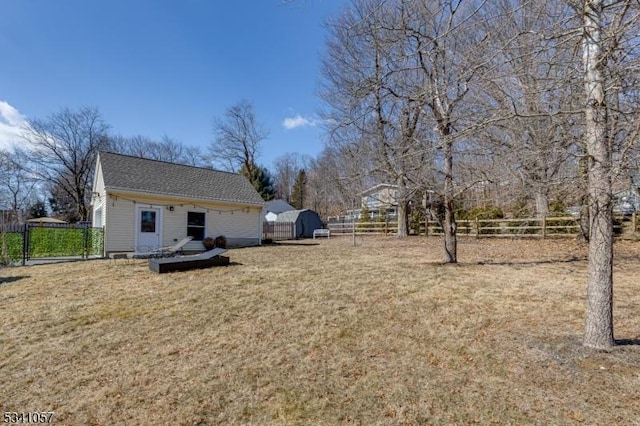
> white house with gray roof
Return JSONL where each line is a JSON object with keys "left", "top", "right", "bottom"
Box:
{"left": 91, "top": 151, "right": 266, "bottom": 255}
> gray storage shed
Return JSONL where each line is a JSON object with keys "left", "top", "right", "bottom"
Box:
{"left": 275, "top": 209, "right": 323, "bottom": 238}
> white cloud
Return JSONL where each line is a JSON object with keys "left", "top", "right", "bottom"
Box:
{"left": 0, "top": 101, "right": 28, "bottom": 150}
{"left": 282, "top": 114, "right": 319, "bottom": 130}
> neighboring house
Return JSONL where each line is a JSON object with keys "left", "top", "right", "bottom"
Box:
{"left": 263, "top": 199, "right": 295, "bottom": 222}
{"left": 25, "top": 217, "right": 67, "bottom": 224}
{"left": 362, "top": 183, "right": 399, "bottom": 211}
{"left": 92, "top": 152, "right": 266, "bottom": 255}
{"left": 275, "top": 209, "right": 323, "bottom": 238}
{"left": 615, "top": 187, "right": 640, "bottom": 206}
{"left": 342, "top": 184, "right": 399, "bottom": 221}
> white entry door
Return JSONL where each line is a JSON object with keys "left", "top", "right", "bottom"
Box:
{"left": 136, "top": 207, "right": 161, "bottom": 252}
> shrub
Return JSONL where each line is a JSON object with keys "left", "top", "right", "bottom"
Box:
{"left": 466, "top": 206, "right": 504, "bottom": 220}
{"left": 214, "top": 235, "right": 227, "bottom": 248}
{"left": 455, "top": 207, "right": 469, "bottom": 220}
{"left": 202, "top": 237, "right": 215, "bottom": 251}
{"left": 509, "top": 198, "right": 532, "bottom": 218}
{"left": 549, "top": 199, "right": 568, "bottom": 215}
{"left": 545, "top": 217, "right": 575, "bottom": 235}
{"left": 358, "top": 206, "right": 371, "bottom": 223}
{"left": 410, "top": 206, "right": 426, "bottom": 235}
{"left": 356, "top": 206, "right": 372, "bottom": 232}
{"left": 456, "top": 206, "right": 505, "bottom": 235}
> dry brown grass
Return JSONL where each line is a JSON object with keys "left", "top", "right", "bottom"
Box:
{"left": 1, "top": 236, "right": 639, "bottom": 425}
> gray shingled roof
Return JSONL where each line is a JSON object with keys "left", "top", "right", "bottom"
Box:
{"left": 98, "top": 151, "right": 265, "bottom": 206}
{"left": 264, "top": 199, "right": 295, "bottom": 214}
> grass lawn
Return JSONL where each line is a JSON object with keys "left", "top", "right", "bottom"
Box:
{"left": 1, "top": 236, "right": 639, "bottom": 425}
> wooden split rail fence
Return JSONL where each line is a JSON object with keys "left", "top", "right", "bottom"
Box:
{"left": 328, "top": 213, "right": 639, "bottom": 238}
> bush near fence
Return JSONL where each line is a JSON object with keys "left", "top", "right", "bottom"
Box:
{"left": 356, "top": 221, "right": 397, "bottom": 234}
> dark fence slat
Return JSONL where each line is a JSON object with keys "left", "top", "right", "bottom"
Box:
{"left": 263, "top": 221, "right": 295, "bottom": 241}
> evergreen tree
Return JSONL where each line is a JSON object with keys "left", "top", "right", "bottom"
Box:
{"left": 291, "top": 169, "right": 307, "bottom": 209}
{"left": 241, "top": 163, "right": 275, "bottom": 201}
{"left": 26, "top": 200, "right": 47, "bottom": 220}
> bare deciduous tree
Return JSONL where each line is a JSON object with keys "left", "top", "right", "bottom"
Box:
{"left": 22, "top": 106, "right": 110, "bottom": 222}
{"left": 107, "top": 134, "right": 205, "bottom": 166}
{"left": 579, "top": 0, "right": 640, "bottom": 349}
{"left": 480, "top": 0, "right": 583, "bottom": 218}
{"left": 311, "top": 146, "right": 369, "bottom": 219}
{"left": 209, "top": 100, "right": 269, "bottom": 176}
{"left": 273, "top": 153, "right": 310, "bottom": 202}
{"left": 321, "top": 0, "right": 434, "bottom": 239}
{"left": 405, "top": 0, "right": 494, "bottom": 261}
{"left": 0, "top": 147, "right": 37, "bottom": 223}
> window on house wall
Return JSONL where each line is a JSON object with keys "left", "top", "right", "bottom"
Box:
{"left": 141, "top": 210, "right": 156, "bottom": 232}
{"left": 187, "top": 212, "right": 205, "bottom": 241}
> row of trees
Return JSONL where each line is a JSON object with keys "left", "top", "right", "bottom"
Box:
{"left": 0, "top": 100, "right": 353, "bottom": 224}
{"left": 0, "top": 106, "right": 204, "bottom": 223}
{"left": 7, "top": 103, "right": 391, "bottom": 226}
{"left": 316, "top": 0, "right": 640, "bottom": 349}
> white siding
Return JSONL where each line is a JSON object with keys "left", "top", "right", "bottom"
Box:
{"left": 91, "top": 160, "right": 107, "bottom": 255}
{"left": 102, "top": 191, "right": 262, "bottom": 254}
{"left": 209, "top": 206, "right": 262, "bottom": 247}
{"left": 163, "top": 206, "right": 190, "bottom": 247}
{"left": 91, "top": 159, "right": 106, "bottom": 225}
{"left": 104, "top": 195, "right": 136, "bottom": 253}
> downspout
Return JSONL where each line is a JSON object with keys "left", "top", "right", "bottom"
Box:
{"left": 258, "top": 207, "right": 263, "bottom": 245}
{"left": 103, "top": 192, "right": 109, "bottom": 257}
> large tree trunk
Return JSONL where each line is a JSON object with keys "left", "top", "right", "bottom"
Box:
{"left": 443, "top": 138, "right": 457, "bottom": 263}
{"left": 77, "top": 187, "right": 88, "bottom": 222}
{"left": 534, "top": 190, "right": 549, "bottom": 219}
{"left": 396, "top": 177, "right": 409, "bottom": 239}
{"left": 397, "top": 201, "right": 409, "bottom": 238}
{"left": 582, "top": 0, "right": 614, "bottom": 349}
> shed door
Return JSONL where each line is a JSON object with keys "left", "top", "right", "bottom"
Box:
{"left": 136, "top": 207, "right": 161, "bottom": 251}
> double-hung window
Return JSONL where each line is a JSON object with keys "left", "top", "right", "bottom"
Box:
{"left": 187, "top": 212, "right": 205, "bottom": 241}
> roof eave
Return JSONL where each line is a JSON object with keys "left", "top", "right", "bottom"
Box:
{"left": 104, "top": 187, "right": 266, "bottom": 207}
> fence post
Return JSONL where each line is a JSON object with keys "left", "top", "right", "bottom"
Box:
{"left": 475, "top": 217, "right": 480, "bottom": 239}
{"left": 22, "top": 223, "right": 28, "bottom": 266}
{"left": 83, "top": 226, "right": 89, "bottom": 259}
{"left": 633, "top": 212, "right": 637, "bottom": 233}
{"left": 352, "top": 218, "right": 356, "bottom": 246}
{"left": 0, "top": 225, "right": 6, "bottom": 266}
{"left": 541, "top": 216, "right": 547, "bottom": 239}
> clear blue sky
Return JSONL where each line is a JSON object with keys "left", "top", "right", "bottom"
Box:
{"left": 0, "top": 0, "right": 345, "bottom": 169}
